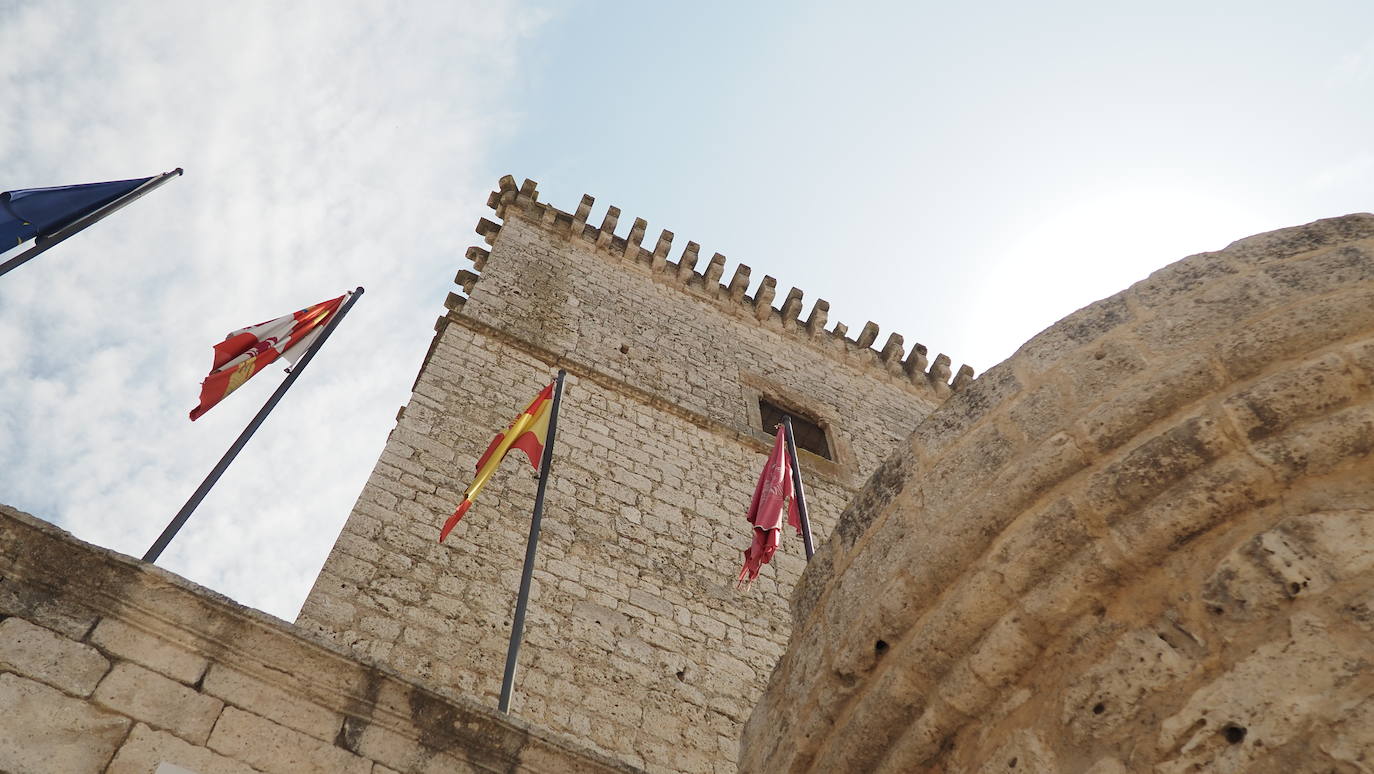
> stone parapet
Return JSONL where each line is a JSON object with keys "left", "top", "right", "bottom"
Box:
{"left": 740, "top": 213, "right": 1374, "bottom": 772}
{"left": 462, "top": 175, "right": 972, "bottom": 398}
{"left": 0, "top": 504, "right": 638, "bottom": 774}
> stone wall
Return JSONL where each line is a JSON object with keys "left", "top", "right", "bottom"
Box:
{"left": 740, "top": 214, "right": 1374, "bottom": 772}
{"left": 296, "top": 177, "right": 958, "bottom": 772}
{"left": 0, "top": 504, "right": 635, "bottom": 774}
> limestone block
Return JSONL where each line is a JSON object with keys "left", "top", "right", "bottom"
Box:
{"left": 1087, "top": 412, "right": 1233, "bottom": 520}
{"left": 1217, "top": 285, "right": 1374, "bottom": 381}
{"left": 201, "top": 664, "right": 341, "bottom": 742}
{"left": 966, "top": 614, "right": 1037, "bottom": 689}
{"left": 1060, "top": 627, "right": 1199, "bottom": 743}
{"left": 208, "top": 706, "right": 372, "bottom": 774}
{"left": 1135, "top": 273, "right": 1288, "bottom": 346}
{"left": 1074, "top": 352, "right": 1221, "bottom": 455}
{"left": 91, "top": 617, "right": 208, "bottom": 684}
{"left": 1321, "top": 697, "right": 1374, "bottom": 770}
{"left": 629, "top": 588, "right": 674, "bottom": 618}
{"left": 1203, "top": 509, "right": 1374, "bottom": 619}
{"left": 809, "top": 660, "right": 929, "bottom": 773}
{"left": 1219, "top": 213, "right": 1374, "bottom": 266}
{"left": 1260, "top": 242, "right": 1374, "bottom": 295}
{"left": 0, "top": 672, "right": 130, "bottom": 774}
{"left": 107, "top": 723, "right": 260, "bottom": 774}
{"left": 1247, "top": 403, "right": 1374, "bottom": 483}
{"left": 1155, "top": 613, "right": 1374, "bottom": 773}
{"left": 1222, "top": 352, "right": 1361, "bottom": 441}
{"left": 1014, "top": 293, "right": 1132, "bottom": 374}
{"left": 0, "top": 578, "right": 99, "bottom": 639}
{"left": 0, "top": 616, "right": 111, "bottom": 697}
{"left": 985, "top": 497, "right": 1090, "bottom": 595}
{"left": 518, "top": 741, "right": 640, "bottom": 774}
{"left": 348, "top": 722, "right": 483, "bottom": 774}
{"left": 966, "top": 730, "right": 1057, "bottom": 774}
{"left": 94, "top": 661, "right": 224, "bottom": 744}
{"left": 1107, "top": 454, "right": 1272, "bottom": 571}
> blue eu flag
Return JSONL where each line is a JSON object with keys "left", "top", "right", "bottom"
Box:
{"left": 1, "top": 176, "right": 153, "bottom": 251}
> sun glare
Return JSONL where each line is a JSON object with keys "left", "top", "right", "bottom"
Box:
{"left": 967, "top": 182, "right": 1268, "bottom": 368}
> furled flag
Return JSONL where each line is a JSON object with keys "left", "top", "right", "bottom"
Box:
{"left": 440, "top": 382, "right": 556, "bottom": 542}
{"left": 738, "top": 425, "right": 802, "bottom": 587}
{"left": 1, "top": 176, "right": 153, "bottom": 251}
{"left": 189, "top": 294, "right": 347, "bottom": 420}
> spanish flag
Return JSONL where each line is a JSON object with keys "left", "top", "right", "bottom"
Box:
{"left": 440, "top": 382, "right": 555, "bottom": 542}
{"left": 189, "top": 294, "right": 346, "bottom": 420}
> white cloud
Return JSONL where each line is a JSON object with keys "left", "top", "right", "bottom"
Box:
{"left": 0, "top": 0, "right": 542, "bottom": 619}
{"left": 1332, "top": 34, "right": 1374, "bottom": 85}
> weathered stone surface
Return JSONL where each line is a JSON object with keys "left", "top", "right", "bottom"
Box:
{"left": 296, "top": 180, "right": 954, "bottom": 772}
{"left": 208, "top": 706, "right": 373, "bottom": 774}
{"left": 0, "top": 574, "right": 99, "bottom": 639}
{"left": 0, "top": 505, "right": 643, "bottom": 774}
{"left": 94, "top": 661, "right": 224, "bottom": 744}
{"left": 201, "top": 663, "right": 342, "bottom": 743}
{"left": 0, "top": 616, "right": 110, "bottom": 696}
{"left": 1220, "top": 212, "right": 1374, "bottom": 266}
{"left": 90, "top": 617, "right": 209, "bottom": 684}
{"left": 1155, "top": 612, "right": 1372, "bottom": 773}
{"left": 741, "top": 214, "right": 1374, "bottom": 773}
{"left": 0, "top": 672, "right": 130, "bottom": 774}
{"left": 107, "top": 724, "right": 261, "bottom": 774}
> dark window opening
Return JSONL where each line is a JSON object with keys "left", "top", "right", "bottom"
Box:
{"left": 759, "top": 398, "right": 832, "bottom": 460}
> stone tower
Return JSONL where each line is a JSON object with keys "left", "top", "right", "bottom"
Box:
{"left": 295, "top": 176, "right": 968, "bottom": 772}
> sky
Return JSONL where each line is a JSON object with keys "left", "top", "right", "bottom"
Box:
{"left": 1, "top": 0, "right": 1370, "bottom": 620}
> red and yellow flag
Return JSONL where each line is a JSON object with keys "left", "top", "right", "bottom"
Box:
{"left": 440, "top": 382, "right": 555, "bottom": 542}
{"left": 189, "top": 294, "right": 346, "bottom": 420}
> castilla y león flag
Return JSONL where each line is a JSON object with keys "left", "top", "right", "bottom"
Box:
{"left": 189, "top": 294, "right": 347, "bottom": 420}
{"left": 738, "top": 425, "right": 802, "bottom": 586}
{"left": 440, "top": 382, "right": 555, "bottom": 542}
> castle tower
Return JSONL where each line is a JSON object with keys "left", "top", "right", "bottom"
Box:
{"left": 296, "top": 176, "right": 968, "bottom": 772}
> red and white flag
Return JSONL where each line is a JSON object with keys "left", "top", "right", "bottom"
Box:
{"left": 189, "top": 294, "right": 347, "bottom": 420}
{"left": 738, "top": 425, "right": 802, "bottom": 586}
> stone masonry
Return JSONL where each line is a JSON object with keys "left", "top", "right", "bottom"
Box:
{"left": 7, "top": 176, "right": 1366, "bottom": 774}
{"left": 295, "top": 176, "right": 968, "bottom": 773}
{"left": 740, "top": 214, "right": 1374, "bottom": 772}
{"left": 0, "top": 503, "right": 632, "bottom": 774}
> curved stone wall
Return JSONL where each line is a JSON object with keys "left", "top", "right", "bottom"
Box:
{"left": 740, "top": 214, "right": 1374, "bottom": 773}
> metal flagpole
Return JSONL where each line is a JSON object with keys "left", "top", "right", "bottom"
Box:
{"left": 782, "top": 416, "right": 816, "bottom": 560}
{"left": 499, "top": 368, "right": 567, "bottom": 714}
{"left": 0, "top": 168, "right": 184, "bottom": 278}
{"left": 142, "top": 287, "right": 364, "bottom": 563}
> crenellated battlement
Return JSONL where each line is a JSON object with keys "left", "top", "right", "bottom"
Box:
{"left": 454, "top": 175, "right": 974, "bottom": 397}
